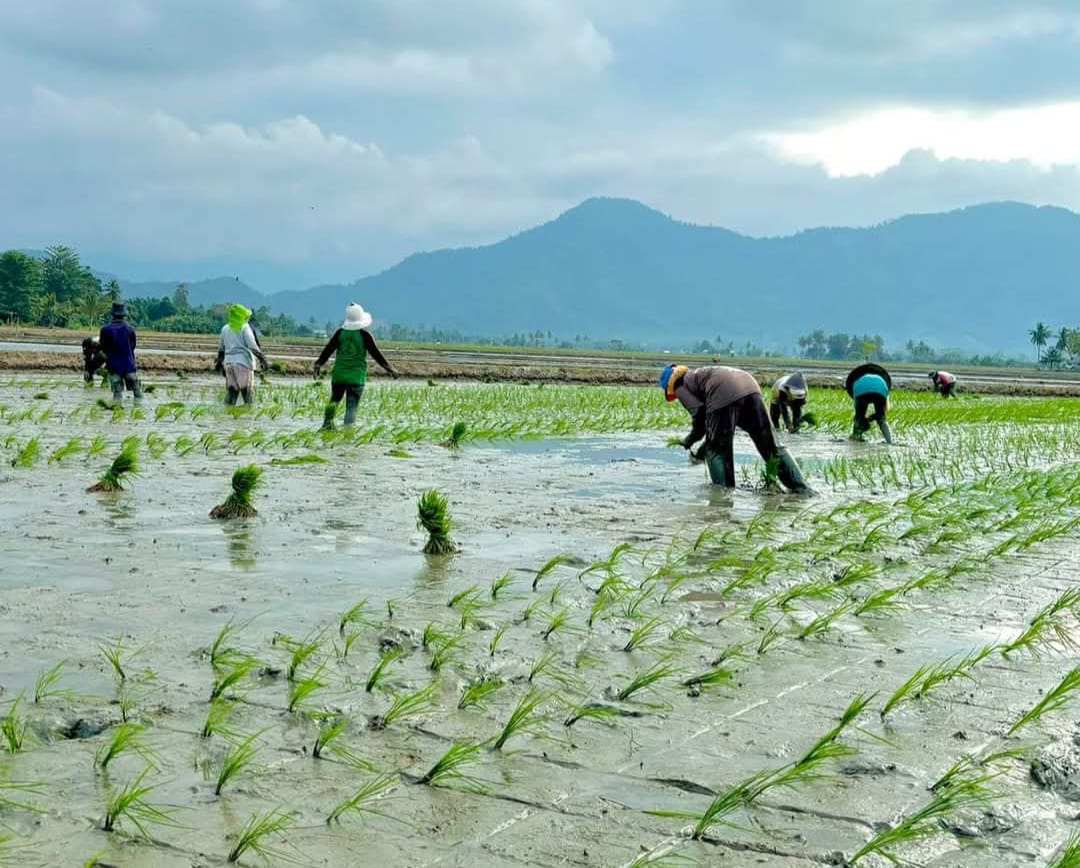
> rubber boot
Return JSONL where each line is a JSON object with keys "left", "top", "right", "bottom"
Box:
{"left": 240, "top": 388, "right": 254, "bottom": 406}
{"left": 878, "top": 420, "right": 893, "bottom": 444}
{"left": 775, "top": 446, "right": 810, "bottom": 494}
{"left": 850, "top": 421, "right": 864, "bottom": 442}
{"left": 322, "top": 403, "right": 337, "bottom": 431}
{"left": 705, "top": 451, "right": 734, "bottom": 487}
{"left": 225, "top": 386, "right": 239, "bottom": 406}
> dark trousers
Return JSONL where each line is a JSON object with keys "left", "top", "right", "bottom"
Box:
{"left": 854, "top": 393, "right": 887, "bottom": 433}
{"left": 769, "top": 396, "right": 805, "bottom": 431}
{"left": 939, "top": 383, "right": 957, "bottom": 398}
{"left": 704, "top": 393, "right": 779, "bottom": 487}
{"left": 328, "top": 382, "right": 365, "bottom": 426}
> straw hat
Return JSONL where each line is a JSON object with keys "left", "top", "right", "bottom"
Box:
{"left": 342, "top": 303, "right": 373, "bottom": 330}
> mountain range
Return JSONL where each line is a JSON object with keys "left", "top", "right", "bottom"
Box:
{"left": 50, "top": 198, "right": 1080, "bottom": 352}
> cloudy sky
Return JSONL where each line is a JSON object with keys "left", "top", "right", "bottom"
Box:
{"left": 4, "top": 0, "right": 1080, "bottom": 290}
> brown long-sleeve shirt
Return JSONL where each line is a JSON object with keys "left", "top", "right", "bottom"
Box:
{"left": 675, "top": 366, "right": 761, "bottom": 445}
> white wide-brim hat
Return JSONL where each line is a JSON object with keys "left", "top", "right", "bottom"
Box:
{"left": 342, "top": 303, "right": 373, "bottom": 330}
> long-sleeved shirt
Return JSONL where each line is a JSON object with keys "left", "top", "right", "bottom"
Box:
{"left": 933, "top": 371, "right": 956, "bottom": 387}
{"left": 218, "top": 323, "right": 265, "bottom": 369}
{"left": 99, "top": 320, "right": 137, "bottom": 375}
{"left": 315, "top": 329, "right": 393, "bottom": 384}
{"left": 675, "top": 366, "right": 761, "bottom": 446}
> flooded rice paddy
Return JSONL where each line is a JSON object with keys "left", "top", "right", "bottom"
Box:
{"left": 1, "top": 375, "right": 1080, "bottom": 867}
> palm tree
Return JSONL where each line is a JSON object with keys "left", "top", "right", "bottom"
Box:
{"left": 1029, "top": 322, "right": 1051, "bottom": 364}
{"left": 1056, "top": 327, "right": 1071, "bottom": 353}
{"left": 1042, "top": 346, "right": 1064, "bottom": 371}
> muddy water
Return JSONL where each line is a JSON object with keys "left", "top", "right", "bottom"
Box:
{"left": 1, "top": 376, "right": 1079, "bottom": 867}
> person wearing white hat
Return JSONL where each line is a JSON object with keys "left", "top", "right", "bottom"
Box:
{"left": 313, "top": 303, "right": 399, "bottom": 429}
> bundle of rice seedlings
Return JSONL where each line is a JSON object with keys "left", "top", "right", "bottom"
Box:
{"left": 87, "top": 442, "right": 139, "bottom": 493}
{"left": 210, "top": 465, "right": 263, "bottom": 519}
{"left": 440, "top": 422, "right": 468, "bottom": 449}
{"left": 417, "top": 490, "right": 457, "bottom": 555}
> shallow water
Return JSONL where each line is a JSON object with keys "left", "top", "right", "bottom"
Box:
{"left": 0, "top": 376, "right": 1078, "bottom": 867}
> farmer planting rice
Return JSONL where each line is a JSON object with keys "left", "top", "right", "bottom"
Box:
{"left": 314, "top": 303, "right": 399, "bottom": 430}
{"left": 769, "top": 371, "right": 809, "bottom": 432}
{"left": 215, "top": 304, "right": 268, "bottom": 406}
{"left": 98, "top": 302, "right": 144, "bottom": 405}
{"left": 81, "top": 336, "right": 107, "bottom": 384}
{"left": 847, "top": 362, "right": 893, "bottom": 443}
{"left": 661, "top": 364, "right": 809, "bottom": 491}
{"left": 929, "top": 370, "right": 958, "bottom": 398}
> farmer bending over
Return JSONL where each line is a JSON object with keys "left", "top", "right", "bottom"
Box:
{"left": 847, "top": 363, "right": 892, "bottom": 443}
{"left": 929, "top": 370, "right": 957, "bottom": 398}
{"left": 81, "top": 337, "right": 107, "bottom": 384}
{"left": 215, "top": 304, "right": 268, "bottom": 406}
{"left": 99, "top": 303, "right": 143, "bottom": 404}
{"left": 661, "top": 364, "right": 809, "bottom": 492}
{"left": 314, "top": 303, "right": 399, "bottom": 430}
{"left": 769, "top": 371, "right": 809, "bottom": 432}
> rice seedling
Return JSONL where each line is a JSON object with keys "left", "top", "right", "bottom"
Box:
{"left": 490, "top": 572, "right": 514, "bottom": 599}
{"left": 201, "top": 698, "right": 239, "bottom": 740}
{"left": 488, "top": 623, "right": 508, "bottom": 657}
{"left": 0, "top": 770, "right": 44, "bottom": 813}
{"left": 102, "top": 766, "right": 181, "bottom": 837}
{"left": 1002, "top": 588, "right": 1080, "bottom": 658}
{"left": 756, "top": 618, "right": 787, "bottom": 656}
{"left": 422, "top": 621, "right": 448, "bottom": 649}
{"left": 145, "top": 432, "right": 169, "bottom": 459}
{"left": 616, "top": 658, "right": 680, "bottom": 702}
{"left": 227, "top": 807, "right": 296, "bottom": 863}
{"left": 370, "top": 682, "right": 438, "bottom": 730}
{"left": 33, "top": 661, "right": 72, "bottom": 704}
{"left": 521, "top": 596, "right": 545, "bottom": 622}
{"left": 215, "top": 730, "right": 262, "bottom": 795}
{"left": 532, "top": 553, "right": 573, "bottom": 591}
{"left": 528, "top": 650, "right": 580, "bottom": 689}
{"left": 86, "top": 434, "right": 108, "bottom": 457}
{"left": 623, "top": 616, "right": 666, "bottom": 652}
{"left": 1045, "top": 829, "right": 1080, "bottom": 868}
{"left": 326, "top": 772, "right": 398, "bottom": 824}
{"left": 930, "top": 746, "right": 1027, "bottom": 793}
{"left": 48, "top": 437, "right": 82, "bottom": 464}
{"left": 286, "top": 633, "right": 323, "bottom": 682}
{"left": 208, "top": 618, "right": 254, "bottom": 669}
{"left": 647, "top": 769, "right": 772, "bottom": 839}
{"left": 338, "top": 599, "right": 373, "bottom": 636}
{"left": 87, "top": 441, "right": 139, "bottom": 492}
{"left": 1008, "top": 666, "right": 1080, "bottom": 735}
{"left": 448, "top": 585, "right": 481, "bottom": 609}
{"left": 287, "top": 664, "right": 328, "bottom": 713}
{"left": 1, "top": 695, "right": 28, "bottom": 755}
{"left": 174, "top": 436, "right": 197, "bottom": 456}
{"left": 458, "top": 678, "right": 504, "bottom": 710}
{"left": 542, "top": 606, "right": 575, "bottom": 641}
{"left": 210, "top": 464, "right": 263, "bottom": 519}
{"left": 429, "top": 632, "right": 468, "bottom": 672}
{"left": 848, "top": 775, "right": 996, "bottom": 864}
{"left": 95, "top": 722, "right": 158, "bottom": 770}
{"left": 99, "top": 636, "right": 132, "bottom": 683}
{"left": 417, "top": 489, "right": 457, "bottom": 555}
{"left": 365, "top": 648, "right": 403, "bottom": 693}
{"left": 797, "top": 601, "right": 853, "bottom": 641}
{"left": 682, "top": 665, "right": 734, "bottom": 692}
{"left": 210, "top": 656, "right": 259, "bottom": 701}
{"left": 418, "top": 741, "right": 490, "bottom": 793}
{"left": 10, "top": 438, "right": 40, "bottom": 468}
{"left": 494, "top": 686, "right": 552, "bottom": 751}
{"left": 440, "top": 421, "right": 468, "bottom": 449}
{"left": 564, "top": 701, "right": 630, "bottom": 728}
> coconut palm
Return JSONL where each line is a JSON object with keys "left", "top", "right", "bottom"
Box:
{"left": 1029, "top": 322, "right": 1051, "bottom": 364}
{"left": 1042, "top": 347, "right": 1064, "bottom": 371}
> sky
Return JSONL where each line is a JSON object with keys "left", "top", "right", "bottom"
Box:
{"left": 4, "top": 0, "right": 1080, "bottom": 291}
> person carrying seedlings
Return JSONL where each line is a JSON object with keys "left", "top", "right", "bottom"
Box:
{"left": 660, "top": 364, "right": 809, "bottom": 492}
{"left": 215, "top": 304, "right": 268, "bottom": 406}
{"left": 929, "top": 370, "right": 957, "bottom": 398}
{"left": 98, "top": 302, "right": 143, "bottom": 404}
{"left": 313, "top": 302, "right": 399, "bottom": 430}
{"left": 81, "top": 336, "right": 107, "bottom": 384}
{"left": 847, "top": 363, "right": 893, "bottom": 443}
{"left": 769, "top": 371, "right": 809, "bottom": 432}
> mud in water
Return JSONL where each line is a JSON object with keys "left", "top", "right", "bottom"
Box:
{"left": 0, "top": 375, "right": 1079, "bottom": 867}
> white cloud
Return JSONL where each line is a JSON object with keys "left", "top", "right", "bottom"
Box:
{"left": 763, "top": 102, "right": 1080, "bottom": 177}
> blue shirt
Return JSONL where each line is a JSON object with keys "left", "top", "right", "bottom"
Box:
{"left": 99, "top": 320, "right": 137, "bottom": 375}
{"left": 852, "top": 373, "right": 889, "bottom": 399}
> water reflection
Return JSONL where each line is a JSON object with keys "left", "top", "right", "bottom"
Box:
{"left": 221, "top": 524, "right": 256, "bottom": 569}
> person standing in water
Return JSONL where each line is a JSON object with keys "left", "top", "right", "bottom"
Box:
{"left": 215, "top": 304, "right": 268, "bottom": 406}
{"left": 847, "top": 363, "right": 892, "bottom": 443}
{"left": 928, "top": 370, "right": 957, "bottom": 398}
{"left": 314, "top": 303, "right": 399, "bottom": 430}
{"left": 99, "top": 303, "right": 143, "bottom": 405}
{"left": 769, "top": 371, "right": 809, "bottom": 432}
{"left": 661, "top": 364, "right": 809, "bottom": 492}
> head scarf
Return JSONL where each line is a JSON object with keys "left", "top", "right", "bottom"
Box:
{"left": 227, "top": 304, "right": 252, "bottom": 333}
{"left": 660, "top": 364, "right": 689, "bottom": 402}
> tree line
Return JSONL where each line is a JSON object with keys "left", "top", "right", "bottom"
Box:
{"left": 1028, "top": 322, "right": 1080, "bottom": 370}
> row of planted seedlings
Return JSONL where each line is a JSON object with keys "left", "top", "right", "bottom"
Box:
{"left": 2, "top": 462, "right": 1080, "bottom": 864}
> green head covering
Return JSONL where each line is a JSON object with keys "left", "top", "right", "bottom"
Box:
{"left": 227, "top": 304, "right": 252, "bottom": 333}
